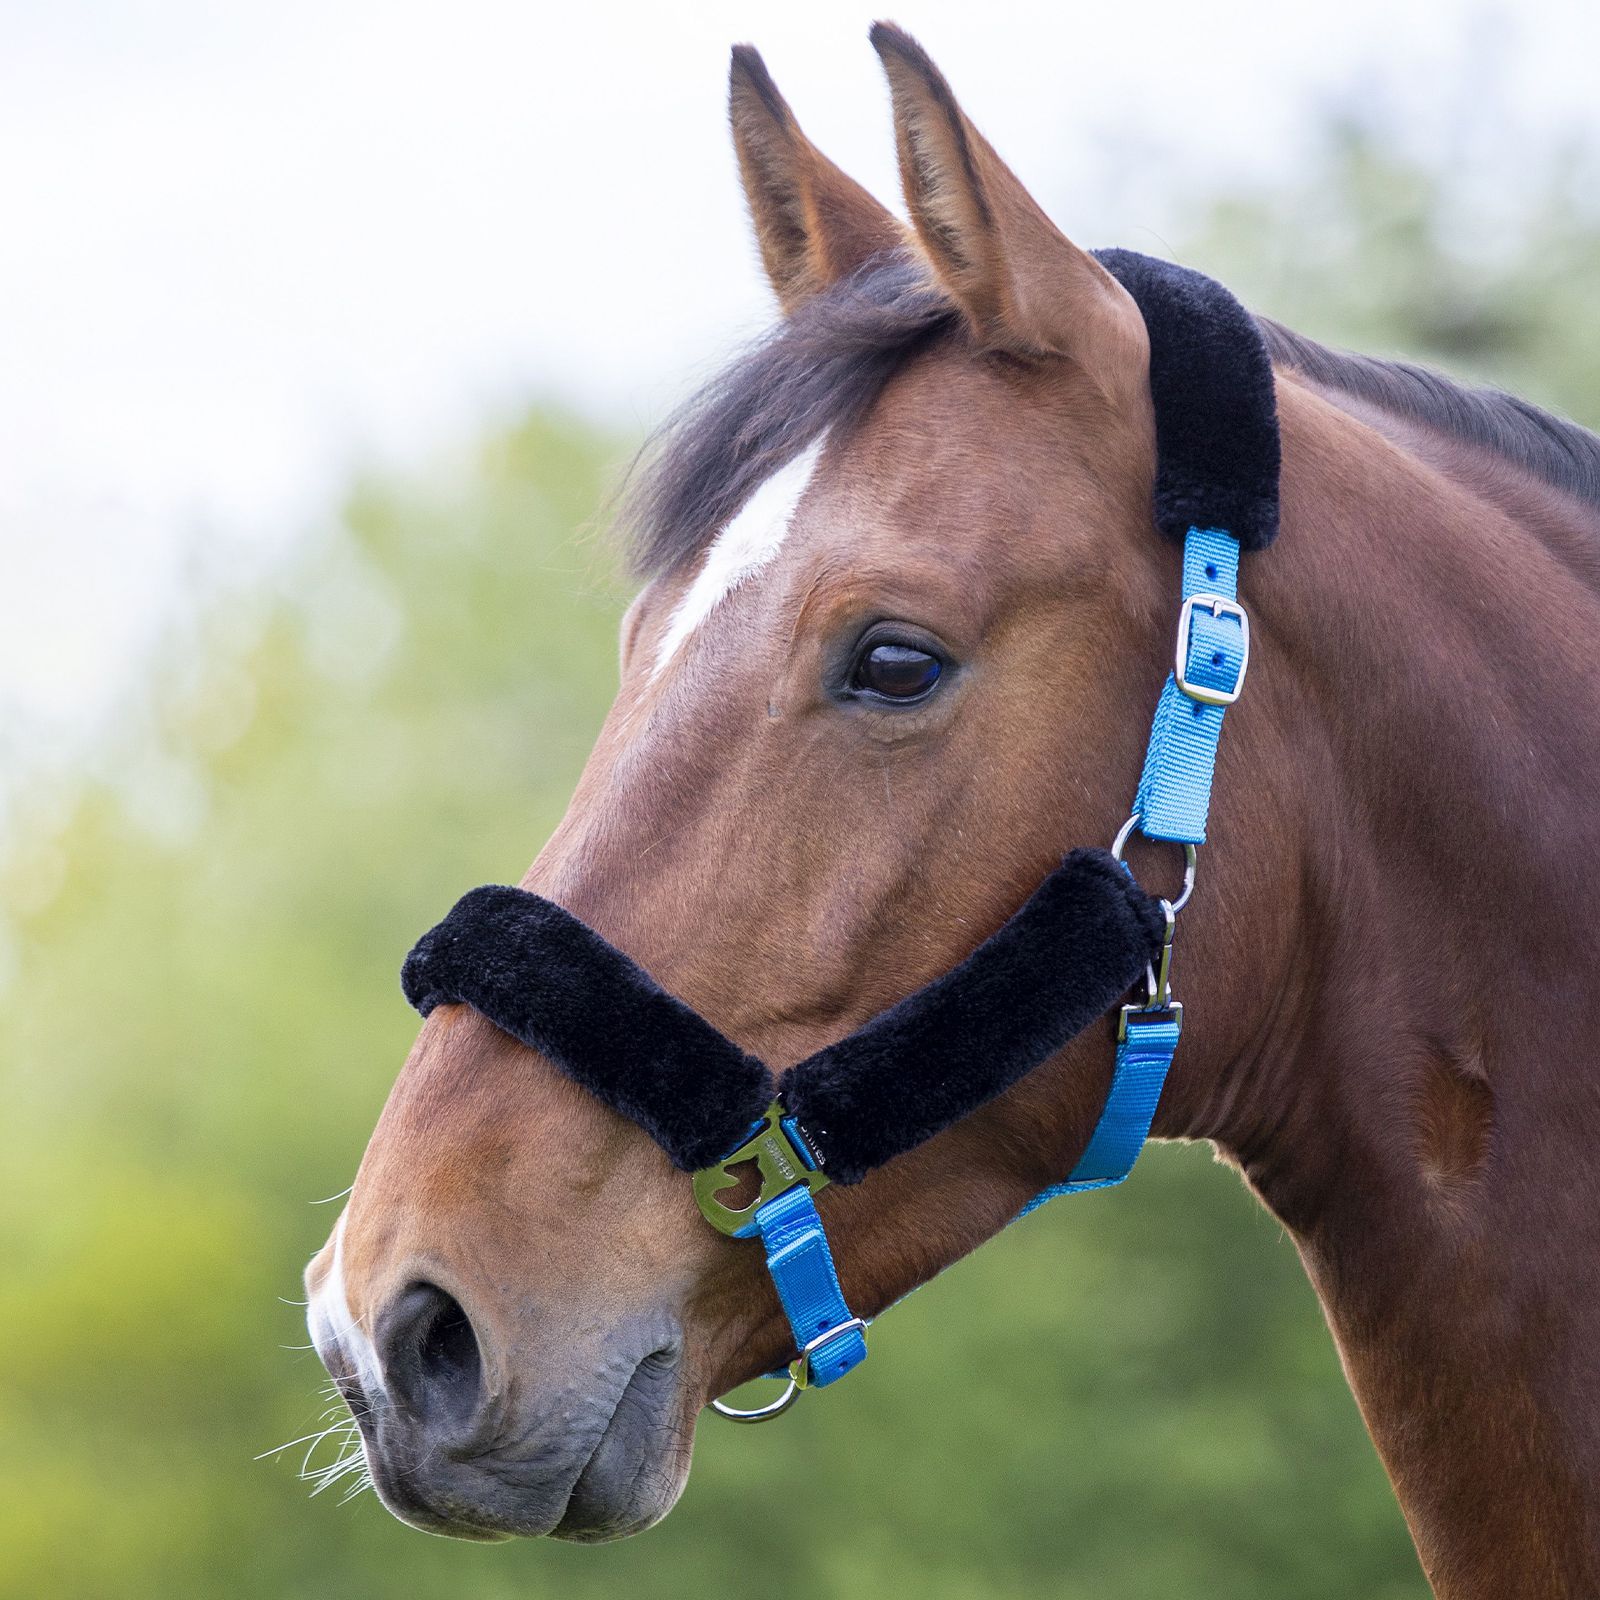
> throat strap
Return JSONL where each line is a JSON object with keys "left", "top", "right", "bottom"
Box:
{"left": 1022, "top": 1011, "right": 1184, "bottom": 1213}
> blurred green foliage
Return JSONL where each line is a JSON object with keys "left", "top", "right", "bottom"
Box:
{"left": 4, "top": 126, "right": 1596, "bottom": 1599}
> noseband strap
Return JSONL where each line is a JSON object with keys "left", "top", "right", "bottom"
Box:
{"left": 400, "top": 250, "right": 1279, "bottom": 1414}
{"left": 402, "top": 848, "right": 1165, "bottom": 1181}
{"left": 402, "top": 886, "right": 774, "bottom": 1173}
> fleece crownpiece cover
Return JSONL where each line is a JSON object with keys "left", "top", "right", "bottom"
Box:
{"left": 1093, "top": 249, "right": 1280, "bottom": 552}
{"left": 402, "top": 849, "right": 1164, "bottom": 1184}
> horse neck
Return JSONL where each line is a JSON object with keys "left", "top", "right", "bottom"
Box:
{"left": 1186, "top": 376, "right": 1600, "bottom": 1596}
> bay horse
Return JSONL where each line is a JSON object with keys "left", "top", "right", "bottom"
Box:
{"left": 304, "top": 25, "right": 1600, "bottom": 1596}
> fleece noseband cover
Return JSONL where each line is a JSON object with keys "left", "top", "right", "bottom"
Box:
{"left": 402, "top": 251, "right": 1278, "bottom": 1186}
{"left": 403, "top": 850, "right": 1164, "bottom": 1184}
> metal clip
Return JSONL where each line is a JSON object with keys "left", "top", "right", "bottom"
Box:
{"left": 1118, "top": 897, "right": 1184, "bottom": 1041}
{"left": 1145, "top": 898, "right": 1177, "bottom": 1009}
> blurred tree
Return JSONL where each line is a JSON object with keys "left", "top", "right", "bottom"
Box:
{"left": 1186, "top": 119, "right": 1600, "bottom": 426}
{"left": 6, "top": 118, "right": 1595, "bottom": 1600}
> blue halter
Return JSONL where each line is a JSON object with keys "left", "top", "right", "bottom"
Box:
{"left": 704, "top": 523, "right": 1249, "bottom": 1420}
{"left": 400, "top": 250, "right": 1277, "bottom": 1425}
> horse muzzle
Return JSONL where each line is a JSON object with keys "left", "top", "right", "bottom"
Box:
{"left": 308, "top": 1269, "right": 691, "bottom": 1542}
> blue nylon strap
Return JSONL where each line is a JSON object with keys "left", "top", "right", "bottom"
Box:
{"left": 754, "top": 1184, "right": 868, "bottom": 1388}
{"left": 1017, "top": 1013, "right": 1183, "bottom": 1214}
{"left": 1022, "top": 524, "right": 1247, "bottom": 1214}
{"left": 1134, "top": 528, "right": 1245, "bottom": 845}
{"left": 1068, "top": 1015, "right": 1183, "bottom": 1185}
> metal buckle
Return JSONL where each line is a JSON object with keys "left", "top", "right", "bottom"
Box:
{"left": 1174, "top": 592, "right": 1249, "bottom": 707}
{"left": 788, "top": 1317, "right": 869, "bottom": 1390}
{"left": 692, "top": 1102, "right": 829, "bottom": 1237}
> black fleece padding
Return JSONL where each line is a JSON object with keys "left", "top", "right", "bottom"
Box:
{"left": 780, "top": 850, "right": 1165, "bottom": 1183}
{"left": 402, "top": 886, "right": 774, "bottom": 1172}
{"left": 1094, "top": 248, "right": 1280, "bottom": 552}
{"left": 401, "top": 850, "right": 1162, "bottom": 1181}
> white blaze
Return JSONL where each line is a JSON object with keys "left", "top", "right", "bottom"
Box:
{"left": 308, "top": 1209, "right": 384, "bottom": 1396}
{"left": 651, "top": 436, "right": 826, "bottom": 678}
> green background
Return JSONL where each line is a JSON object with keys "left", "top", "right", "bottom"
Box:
{"left": 4, "top": 126, "right": 1596, "bottom": 1599}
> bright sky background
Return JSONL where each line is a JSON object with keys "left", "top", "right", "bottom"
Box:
{"left": 2, "top": 0, "right": 1596, "bottom": 783}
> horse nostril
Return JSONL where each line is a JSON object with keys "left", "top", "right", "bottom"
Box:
{"left": 378, "top": 1283, "right": 484, "bottom": 1426}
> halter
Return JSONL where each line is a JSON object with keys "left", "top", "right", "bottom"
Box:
{"left": 401, "top": 250, "right": 1279, "bottom": 1423}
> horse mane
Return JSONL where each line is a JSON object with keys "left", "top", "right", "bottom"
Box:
{"left": 619, "top": 254, "right": 1600, "bottom": 580}
{"left": 1257, "top": 318, "right": 1600, "bottom": 514}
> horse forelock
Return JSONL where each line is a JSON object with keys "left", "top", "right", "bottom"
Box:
{"left": 616, "top": 253, "right": 959, "bottom": 582}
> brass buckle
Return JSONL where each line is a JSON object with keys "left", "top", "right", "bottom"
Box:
{"left": 1174, "top": 592, "right": 1249, "bottom": 707}
{"left": 692, "top": 1102, "right": 829, "bottom": 1237}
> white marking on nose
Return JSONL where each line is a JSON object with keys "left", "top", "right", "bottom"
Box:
{"left": 307, "top": 1209, "right": 384, "bottom": 1398}
{"left": 651, "top": 435, "right": 827, "bottom": 678}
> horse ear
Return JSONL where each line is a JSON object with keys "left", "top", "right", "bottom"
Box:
{"left": 730, "top": 44, "right": 903, "bottom": 315}
{"left": 868, "top": 23, "right": 1146, "bottom": 391}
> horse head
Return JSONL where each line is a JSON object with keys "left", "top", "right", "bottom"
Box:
{"left": 305, "top": 27, "right": 1284, "bottom": 1542}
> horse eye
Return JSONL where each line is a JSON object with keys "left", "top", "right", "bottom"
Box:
{"left": 852, "top": 643, "right": 943, "bottom": 701}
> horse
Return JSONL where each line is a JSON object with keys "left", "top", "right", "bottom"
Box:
{"left": 304, "top": 25, "right": 1600, "bottom": 1596}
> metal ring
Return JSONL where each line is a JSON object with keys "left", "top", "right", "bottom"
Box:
{"left": 708, "top": 1377, "right": 802, "bottom": 1424}
{"left": 1110, "top": 811, "right": 1198, "bottom": 915}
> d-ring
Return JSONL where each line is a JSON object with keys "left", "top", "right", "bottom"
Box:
{"left": 709, "top": 1376, "right": 801, "bottom": 1424}
{"left": 1111, "top": 811, "right": 1197, "bottom": 914}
